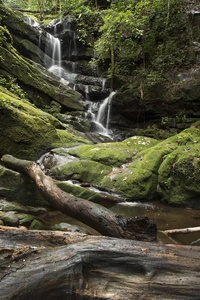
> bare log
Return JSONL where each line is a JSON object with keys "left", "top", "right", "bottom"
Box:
{"left": 162, "top": 226, "right": 200, "bottom": 235}
{"left": 0, "top": 226, "right": 200, "bottom": 300}
{"left": 1, "top": 154, "right": 157, "bottom": 241}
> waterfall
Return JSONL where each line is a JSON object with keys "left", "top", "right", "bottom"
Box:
{"left": 24, "top": 16, "right": 40, "bottom": 27}
{"left": 44, "top": 32, "right": 62, "bottom": 77}
{"left": 24, "top": 15, "right": 115, "bottom": 139}
{"left": 86, "top": 91, "right": 115, "bottom": 137}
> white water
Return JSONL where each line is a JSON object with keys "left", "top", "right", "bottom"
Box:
{"left": 86, "top": 91, "right": 116, "bottom": 137}
{"left": 24, "top": 15, "right": 40, "bottom": 27}
{"left": 44, "top": 32, "right": 62, "bottom": 77}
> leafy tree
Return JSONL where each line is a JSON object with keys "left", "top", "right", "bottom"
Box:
{"left": 94, "top": 0, "right": 191, "bottom": 87}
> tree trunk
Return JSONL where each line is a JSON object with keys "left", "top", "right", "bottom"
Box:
{"left": 1, "top": 154, "right": 157, "bottom": 242}
{"left": 0, "top": 226, "right": 200, "bottom": 300}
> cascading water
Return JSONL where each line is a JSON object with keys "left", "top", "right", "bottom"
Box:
{"left": 24, "top": 15, "right": 115, "bottom": 139}
{"left": 24, "top": 15, "right": 40, "bottom": 27}
{"left": 45, "top": 31, "right": 62, "bottom": 77}
{"left": 88, "top": 91, "right": 116, "bottom": 137}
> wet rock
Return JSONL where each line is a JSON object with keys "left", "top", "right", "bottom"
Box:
{"left": 0, "top": 212, "right": 42, "bottom": 227}
{"left": 52, "top": 222, "right": 88, "bottom": 233}
{"left": 29, "top": 219, "right": 51, "bottom": 230}
{"left": 0, "top": 199, "right": 28, "bottom": 213}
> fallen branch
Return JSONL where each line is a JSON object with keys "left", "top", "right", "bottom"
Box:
{"left": 1, "top": 155, "right": 157, "bottom": 242}
{"left": 162, "top": 226, "right": 200, "bottom": 235}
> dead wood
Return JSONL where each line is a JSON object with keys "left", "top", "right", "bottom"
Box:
{"left": 1, "top": 154, "right": 157, "bottom": 242}
{"left": 162, "top": 226, "right": 200, "bottom": 235}
{"left": 0, "top": 226, "right": 200, "bottom": 300}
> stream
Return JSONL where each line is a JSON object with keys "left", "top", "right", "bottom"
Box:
{"left": 44, "top": 200, "right": 200, "bottom": 245}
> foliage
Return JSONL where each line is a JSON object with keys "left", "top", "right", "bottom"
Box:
{"left": 94, "top": 0, "right": 192, "bottom": 85}
{"left": 0, "top": 75, "right": 27, "bottom": 99}
{"left": 3, "top": 0, "right": 27, "bottom": 9}
{"left": 0, "top": 25, "right": 13, "bottom": 48}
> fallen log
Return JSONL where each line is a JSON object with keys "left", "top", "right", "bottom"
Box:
{"left": 1, "top": 154, "right": 157, "bottom": 241}
{"left": 0, "top": 226, "right": 200, "bottom": 300}
{"left": 162, "top": 226, "right": 200, "bottom": 235}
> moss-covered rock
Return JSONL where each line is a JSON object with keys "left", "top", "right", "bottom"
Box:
{"left": 0, "top": 165, "right": 48, "bottom": 206}
{"left": 0, "top": 44, "right": 84, "bottom": 111}
{"left": 157, "top": 144, "right": 200, "bottom": 206}
{"left": 0, "top": 212, "right": 41, "bottom": 227}
{"left": 50, "top": 160, "right": 112, "bottom": 185}
{"left": 99, "top": 128, "right": 200, "bottom": 205}
{"left": 29, "top": 219, "right": 51, "bottom": 230}
{"left": 0, "top": 87, "right": 88, "bottom": 160}
{"left": 56, "top": 181, "right": 121, "bottom": 206}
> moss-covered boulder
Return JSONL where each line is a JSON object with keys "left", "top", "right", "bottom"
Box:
{"left": 0, "top": 86, "right": 88, "bottom": 160}
{"left": 99, "top": 128, "right": 200, "bottom": 206}
{"left": 157, "top": 143, "right": 200, "bottom": 206}
{"left": 0, "top": 43, "right": 84, "bottom": 111}
{"left": 0, "top": 164, "right": 48, "bottom": 205}
{"left": 50, "top": 160, "right": 112, "bottom": 185}
{"left": 49, "top": 128, "right": 200, "bottom": 207}
{"left": 0, "top": 212, "right": 42, "bottom": 227}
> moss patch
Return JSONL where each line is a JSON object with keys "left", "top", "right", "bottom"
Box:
{"left": 68, "top": 136, "right": 158, "bottom": 167}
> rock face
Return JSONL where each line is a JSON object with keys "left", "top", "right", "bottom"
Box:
{"left": 110, "top": 68, "right": 200, "bottom": 132}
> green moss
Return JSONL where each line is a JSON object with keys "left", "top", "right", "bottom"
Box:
{"left": 52, "top": 129, "right": 90, "bottom": 148}
{"left": 68, "top": 136, "right": 158, "bottom": 167}
{"left": 99, "top": 145, "right": 173, "bottom": 200}
{"left": 29, "top": 219, "right": 51, "bottom": 230}
{"left": 56, "top": 181, "right": 117, "bottom": 205}
{"left": 50, "top": 160, "right": 112, "bottom": 185}
{"left": 157, "top": 144, "right": 200, "bottom": 205}
{"left": 0, "top": 88, "right": 88, "bottom": 160}
{"left": 98, "top": 128, "right": 200, "bottom": 203}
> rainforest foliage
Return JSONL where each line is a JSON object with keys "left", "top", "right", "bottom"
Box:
{"left": 2, "top": 0, "right": 197, "bottom": 85}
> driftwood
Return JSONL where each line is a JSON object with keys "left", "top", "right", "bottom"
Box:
{"left": 0, "top": 226, "right": 200, "bottom": 300}
{"left": 1, "top": 154, "right": 157, "bottom": 241}
{"left": 162, "top": 226, "right": 200, "bottom": 235}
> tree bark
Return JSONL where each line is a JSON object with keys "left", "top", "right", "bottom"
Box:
{"left": 0, "top": 226, "right": 200, "bottom": 300}
{"left": 1, "top": 154, "right": 157, "bottom": 242}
